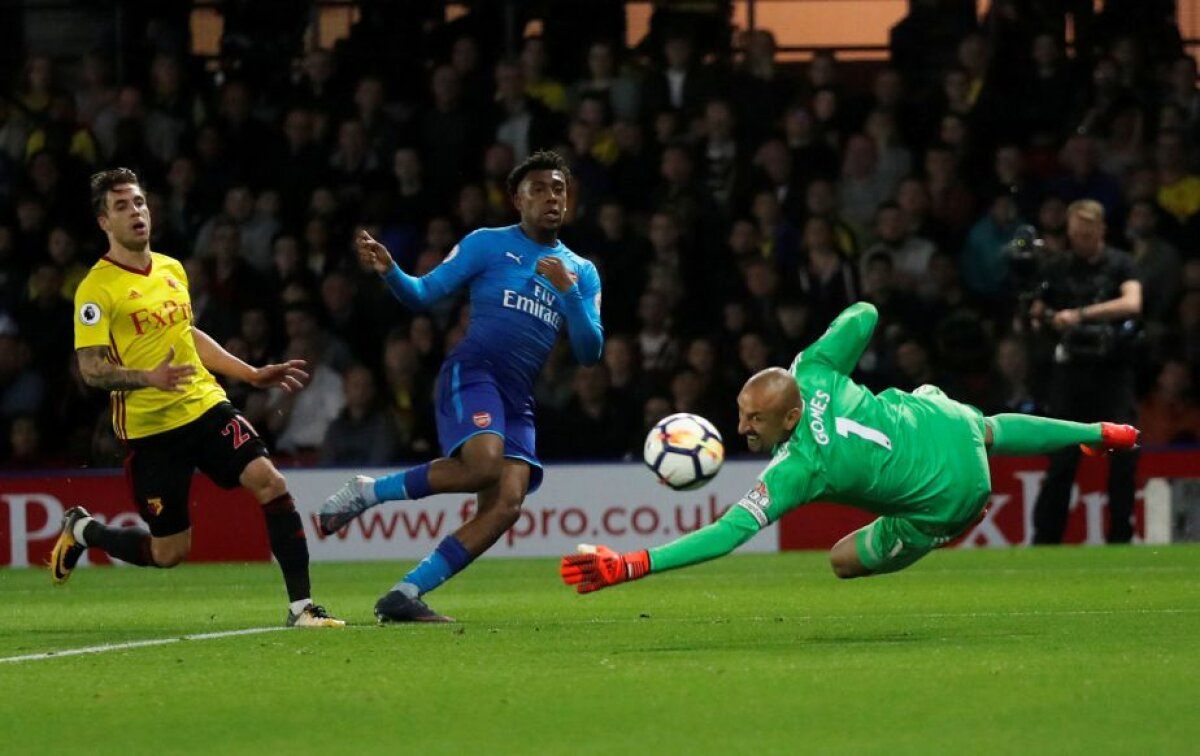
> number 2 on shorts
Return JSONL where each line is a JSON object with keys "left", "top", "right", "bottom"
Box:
{"left": 834, "top": 416, "right": 892, "bottom": 450}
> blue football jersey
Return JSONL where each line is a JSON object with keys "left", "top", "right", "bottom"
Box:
{"left": 382, "top": 225, "right": 604, "bottom": 394}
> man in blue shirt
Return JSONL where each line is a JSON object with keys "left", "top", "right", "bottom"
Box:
{"left": 319, "top": 150, "right": 604, "bottom": 622}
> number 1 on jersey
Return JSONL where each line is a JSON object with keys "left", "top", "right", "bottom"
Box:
{"left": 834, "top": 417, "right": 893, "bottom": 450}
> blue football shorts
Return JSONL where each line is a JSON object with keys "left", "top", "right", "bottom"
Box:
{"left": 434, "top": 359, "right": 544, "bottom": 493}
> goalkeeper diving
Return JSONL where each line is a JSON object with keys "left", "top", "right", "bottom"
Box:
{"left": 560, "top": 302, "right": 1141, "bottom": 592}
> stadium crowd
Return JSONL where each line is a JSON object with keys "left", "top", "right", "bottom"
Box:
{"left": 0, "top": 0, "right": 1198, "bottom": 470}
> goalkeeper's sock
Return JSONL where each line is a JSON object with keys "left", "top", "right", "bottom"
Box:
{"left": 985, "top": 414, "right": 1102, "bottom": 455}
{"left": 392, "top": 535, "right": 473, "bottom": 598}
{"left": 374, "top": 464, "right": 433, "bottom": 503}
{"left": 82, "top": 520, "right": 156, "bottom": 567}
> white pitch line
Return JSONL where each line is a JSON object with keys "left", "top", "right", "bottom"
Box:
{"left": 0, "top": 626, "right": 288, "bottom": 665}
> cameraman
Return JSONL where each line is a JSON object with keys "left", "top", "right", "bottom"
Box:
{"left": 1029, "top": 199, "right": 1142, "bottom": 544}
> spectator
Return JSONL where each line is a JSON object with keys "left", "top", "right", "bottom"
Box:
{"left": 321, "top": 269, "right": 382, "bottom": 368}
{"left": 641, "top": 30, "right": 713, "bottom": 120}
{"left": 73, "top": 50, "right": 117, "bottom": 127}
{"left": 637, "top": 289, "right": 679, "bottom": 380}
{"left": 1, "top": 414, "right": 58, "bottom": 469}
{"left": 989, "top": 143, "right": 1043, "bottom": 220}
{"left": 1153, "top": 129, "right": 1200, "bottom": 228}
{"left": 1126, "top": 200, "right": 1183, "bottom": 327}
{"left": 180, "top": 258, "right": 236, "bottom": 344}
{"left": 863, "top": 108, "right": 913, "bottom": 194}
{"left": 697, "top": 98, "right": 741, "bottom": 214}
{"left": 985, "top": 335, "right": 1039, "bottom": 415}
{"left": 283, "top": 301, "right": 354, "bottom": 373}
{"left": 320, "top": 364, "right": 398, "bottom": 465}
{"left": 547, "top": 364, "right": 633, "bottom": 459}
{"left": 419, "top": 65, "right": 486, "bottom": 207}
{"left": 860, "top": 251, "right": 925, "bottom": 339}
{"left": 17, "top": 263, "right": 72, "bottom": 378}
{"left": 781, "top": 105, "right": 840, "bottom": 187}
{"left": 923, "top": 141, "right": 976, "bottom": 243}
{"left": 521, "top": 36, "right": 567, "bottom": 114}
{"left": 272, "top": 107, "right": 328, "bottom": 227}
{"left": 730, "top": 29, "right": 793, "bottom": 148}
{"left": 961, "top": 192, "right": 1022, "bottom": 300}
{"left": 798, "top": 216, "right": 859, "bottom": 332}
{"left": 838, "top": 133, "right": 892, "bottom": 242}
{"left": 267, "top": 335, "right": 345, "bottom": 456}
{"left": 802, "top": 177, "right": 857, "bottom": 256}
{"left": 569, "top": 39, "right": 641, "bottom": 122}
{"left": 0, "top": 317, "right": 43, "bottom": 421}
{"left": 602, "top": 333, "right": 643, "bottom": 414}
{"left": 1139, "top": 360, "right": 1200, "bottom": 445}
{"left": 1047, "top": 132, "right": 1123, "bottom": 219}
{"left": 1022, "top": 32, "right": 1077, "bottom": 140}
{"left": 490, "top": 58, "right": 561, "bottom": 164}
{"left": 379, "top": 333, "right": 435, "bottom": 458}
{"left": 863, "top": 202, "right": 936, "bottom": 290}
{"left": 143, "top": 54, "right": 194, "bottom": 165}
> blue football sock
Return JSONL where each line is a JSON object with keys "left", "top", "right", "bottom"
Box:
{"left": 373, "top": 463, "right": 434, "bottom": 503}
{"left": 393, "top": 536, "right": 474, "bottom": 597}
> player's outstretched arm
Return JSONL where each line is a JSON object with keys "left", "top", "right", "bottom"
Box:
{"left": 359, "top": 229, "right": 481, "bottom": 310}
{"left": 796, "top": 301, "right": 879, "bottom": 375}
{"left": 192, "top": 328, "right": 308, "bottom": 392}
{"left": 77, "top": 345, "right": 196, "bottom": 392}
{"left": 559, "top": 505, "right": 762, "bottom": 594}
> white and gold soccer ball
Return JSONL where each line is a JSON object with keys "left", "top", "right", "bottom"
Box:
{"left": 643, "top": 413, "right": 725, "bottom": 491}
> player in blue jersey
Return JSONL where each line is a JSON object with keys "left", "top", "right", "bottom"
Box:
{"left": 319, "top": 150, "right": 604, "bottom": 622}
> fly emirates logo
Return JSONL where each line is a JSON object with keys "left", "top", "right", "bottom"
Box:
{"left": 130, "top": 299, "right": 192, "bottom": 335}
{"left": 502, "top": 282, "right": 562, "bottom": 329}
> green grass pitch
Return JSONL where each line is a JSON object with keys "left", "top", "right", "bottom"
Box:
{"left": 3, "top": 546, "right": 1199, "bottom": 754}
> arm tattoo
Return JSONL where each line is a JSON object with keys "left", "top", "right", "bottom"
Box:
{"left": 77, "top": 346, "right": 150, "bottom": 391}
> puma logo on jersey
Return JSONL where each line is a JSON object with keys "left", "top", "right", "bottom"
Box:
{"left": 505, "top": 251, "right": 523, "bottom": 265}
{"left": 128, "top": 289, "right": 142, "bottom": 300}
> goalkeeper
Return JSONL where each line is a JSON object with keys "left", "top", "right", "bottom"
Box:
{"left": 561, "top": 302, "right": 1140, "bottom": 592}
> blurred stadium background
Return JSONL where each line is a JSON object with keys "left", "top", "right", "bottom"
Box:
{"left": 1, "top": 0, "right": 1199, "bottom": 564}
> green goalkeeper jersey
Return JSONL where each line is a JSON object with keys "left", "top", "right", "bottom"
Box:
{"left": 648, "top": 302, "right": 992, "bottom": 573}
{"left": 740, "top": 302, "right": 992, "bottom": 530}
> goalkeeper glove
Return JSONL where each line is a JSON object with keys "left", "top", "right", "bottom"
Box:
{"left": 559, "top": 544, "right": 650, "bottom": 594}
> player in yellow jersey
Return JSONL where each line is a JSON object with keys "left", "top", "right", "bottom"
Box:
{"left": 48, "top": 168, "right": 342, "bottom": 628}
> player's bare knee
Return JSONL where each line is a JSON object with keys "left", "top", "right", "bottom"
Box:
{"left": 829, "top": 550, "right": 862, "bottom": 579}
{"left": 831, "top": 560, "right": 858, "bottom": 579}
{"left": 243, "top": 462, "right": 287, "bottom": 502}
{"left": 258, "top": 469, "right": 288, "bottom": 501}
{"left": 493, "top": 499, "right": 522, "bottom": 530}
{"left": 151, "top": 543, "right": 188, "bottom": 568}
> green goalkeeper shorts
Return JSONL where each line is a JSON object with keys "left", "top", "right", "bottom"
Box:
{"left": 853, "top": 384, "right": 991, "bottom": 574}
{"left": 853, "top": 514, "right": 966, "bottom": 574}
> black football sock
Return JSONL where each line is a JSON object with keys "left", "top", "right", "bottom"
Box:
{"left": 82, "top": 520, "right": 156, "bottom": 567}
{"left": 262, "top": 493, "right": 312, "bottom": 603}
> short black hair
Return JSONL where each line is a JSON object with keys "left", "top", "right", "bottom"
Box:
{"left": 506, "top": 149, "right": 571, "bottom": 196}
{"left": 90, "top": 167, "right": 140, "bottom": 217}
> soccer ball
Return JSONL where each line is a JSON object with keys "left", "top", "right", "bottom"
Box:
{"left": 643, "top": 413, "right": 725, "bottom": 491}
